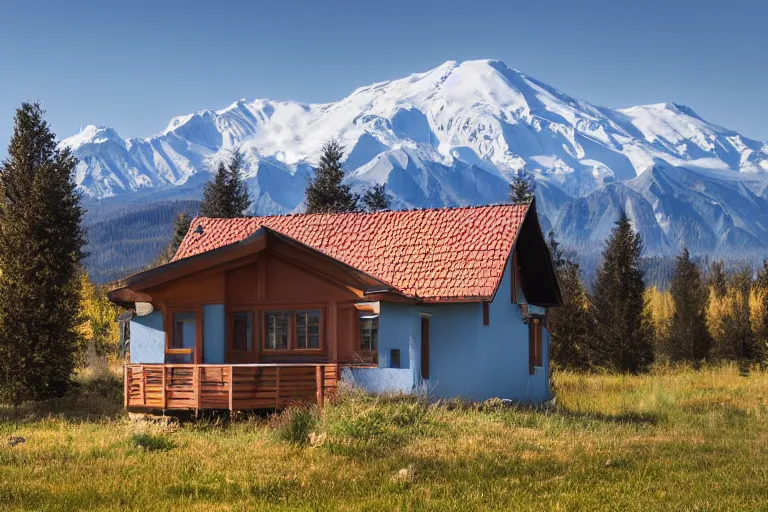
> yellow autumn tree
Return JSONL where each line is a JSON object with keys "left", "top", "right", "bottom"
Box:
{"left": 78, "top": 272, "right": 120, "bottom": 366}
{"left": 644, "top": 286, "right": 674, "bottom": 358}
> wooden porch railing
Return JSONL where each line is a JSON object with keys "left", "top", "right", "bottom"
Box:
{"left": 124, "top": 363, "right": 339, "bottom": 412}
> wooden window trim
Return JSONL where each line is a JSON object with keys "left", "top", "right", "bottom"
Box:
{"left": 528, "top": 317, "right": 543, "bottom": 375}
{"left": 482, "top": 301, "right": 490, "bottom": 326}
{"left": 261, "top": 305, "right": 326, "bottom": 355}
{"left": 295, "top": 309, "right": 322, "bottom": 350}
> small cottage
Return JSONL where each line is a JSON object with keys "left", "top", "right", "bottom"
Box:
{"left": 108, "top": 202, "right": 561, "bottom": 412}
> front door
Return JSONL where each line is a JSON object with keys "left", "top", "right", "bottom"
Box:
{"left": 420, "top": 316, "right": 430, "bottom": 380}
{"left": 226, "top": 310, "right": 258, "bottom": 363}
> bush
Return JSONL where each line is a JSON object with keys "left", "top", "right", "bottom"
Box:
{"left": 130, "top": 433, "right": 175, "bottom": 452}
{"left": 270, "top": 406, "right": 318, "bottom": 446}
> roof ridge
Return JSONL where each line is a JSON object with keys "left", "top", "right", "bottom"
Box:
{"left": 192, "top": 203, "right": 525, "bottom": 223}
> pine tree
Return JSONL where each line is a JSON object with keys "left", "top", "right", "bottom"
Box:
{"left": 305, "top": 139, "right": 359, "bottom": 214}
{"left": 0, "top": 103, "right": 86, "bottom": 404}
{"left": 729, "top": 268, "right": 758, "bottom": 367}
{"left": 156, "top": 211, "right": 192, "bottom": 265}
{"left": 591, "top": 212, "right": 654, "bottom": 373}
{"left": 664, "top": 248, "right": 711, "bottom": 363}
{"left": 200, "top": 148, "right": 251, "bottom": 218}
{"left": 509, "top": 167, "right": 535, "bottom": 205}
{"left": 709, "top": 260, "right": 728, "bottom": 296}
{"left": 750, "top": 260, "right": 768, "bottom": 363}
{"left": 546, "top": 232, "right": 593, "bottom": 370}
{"left": 363, "top": 183, "right": 389, "bottom": 212}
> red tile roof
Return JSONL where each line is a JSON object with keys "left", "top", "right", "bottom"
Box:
{"left": 174, "top": 204, "right": 530, "bottom": 301}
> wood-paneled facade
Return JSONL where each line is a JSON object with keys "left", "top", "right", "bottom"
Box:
{"left": 111, "top": 228, "right": 395, "bottom": 412}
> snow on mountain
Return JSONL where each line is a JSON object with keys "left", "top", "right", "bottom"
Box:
{"left": 64, "top": 59, "right": 768, "bottom": 257}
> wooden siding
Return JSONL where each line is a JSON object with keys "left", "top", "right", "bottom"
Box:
{"left": 125, "top": 363, "right": 339, "bottom": 412}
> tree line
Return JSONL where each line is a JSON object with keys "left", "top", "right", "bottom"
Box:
{"left": 509, "top": 169, "right": 768, "bottom": 373}
{"left": 160, "top": 138, "right": 391, "bottom": 262}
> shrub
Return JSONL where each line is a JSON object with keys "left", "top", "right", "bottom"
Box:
{"left": 130, "top": 433, "right": 175, "bottom": 452}
{"left": 270, "top": 406, "right": 318, "bottom": 446}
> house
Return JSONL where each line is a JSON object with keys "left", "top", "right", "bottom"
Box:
{"left": 108, "top": 201, "right": 561, "bottom": 412}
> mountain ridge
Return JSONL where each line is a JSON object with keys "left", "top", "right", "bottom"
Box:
{"left": 65, "top": 59, "right": 768, "bottom": 276}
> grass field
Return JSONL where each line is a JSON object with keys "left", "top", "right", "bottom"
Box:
{"left": 1, "top": 366, "right": 767, "bottom": 511}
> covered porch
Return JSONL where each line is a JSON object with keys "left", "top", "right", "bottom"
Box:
{"left": 124, "top": 363, "right": 340, "bottom": 412}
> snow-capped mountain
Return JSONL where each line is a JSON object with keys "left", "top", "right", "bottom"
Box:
{"left": 65, "top": 59, "right": 768, "bottom": 259}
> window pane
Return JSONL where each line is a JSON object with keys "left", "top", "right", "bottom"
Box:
{"left": 296, "top": 310, "right": 321, "bottom": 349}
{"left": 266, "top": 311, "right": 289, "bottom": 350}
{"left": 173, "top": 312, "right": 196, "bottom": 349}
{"left": 233, "top": 311, "right": 253, "bottom": 351}
{"left": 359, "top": 313, "right": 379, "bottom": 352}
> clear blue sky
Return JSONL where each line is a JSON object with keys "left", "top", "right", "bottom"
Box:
{"left": 1, "top": 0, "right": 766, "bottom": 154}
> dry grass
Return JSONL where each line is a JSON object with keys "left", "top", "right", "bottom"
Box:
{"left": 1, "top": 365, "right": 767, "bottom": 511}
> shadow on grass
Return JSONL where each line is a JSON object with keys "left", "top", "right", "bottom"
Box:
{"left": 554, "top": 408, "right": 663, "bottom": 426}
{"left": 0, "top": 375, "right": 124, "bottom": 423}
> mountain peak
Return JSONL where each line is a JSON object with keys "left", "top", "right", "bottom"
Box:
{"left": 62, "top": 125, "right": 125, "bottom": 149}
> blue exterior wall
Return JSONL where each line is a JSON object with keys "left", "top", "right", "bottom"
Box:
{"left": 358, "top": 251, "right": 551, "bottom": 404}
{"left": 425, "top": 253, "right": 550, "bottom": 403}
{"left": 130, "top": 311, "right": 165, "bottom": 364}
{"left": 203, "top": 304, "right": 225, "bottom": 364}
{"left": 341, "top": 367, "right": 413, "bottom": 394}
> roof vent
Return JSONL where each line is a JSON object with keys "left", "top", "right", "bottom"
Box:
{"left": 194, "top": 224, "right": 204, "bottom": 235}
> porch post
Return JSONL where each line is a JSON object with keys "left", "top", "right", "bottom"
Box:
{"left": 123, "top": 365, "right": 128, "bottom": 408}
{"left": 228, "top": 365, "right": 234, "bottom": 411}
{"left": 275, "top": 366, "right": 281, "bottom": 409}
{"left": 161, "top": 366, "right": 167, "bottom": 410}
{"left": 316, "top": 365, "right": 325, "bottom": 408}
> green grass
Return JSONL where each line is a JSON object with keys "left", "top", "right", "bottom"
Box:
{"left": 1, "top": 365, "right": 767, "bottom": 511}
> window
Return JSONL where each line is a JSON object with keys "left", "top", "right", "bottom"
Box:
{"left": 390, "top": 349, "right": 401, "bottom": 369}
{"left": 482, "top": 302, "right": 490, "bottom": 326}
{"left": 528, "top": 317, "right": 542, "bottom": 375}
{"left": 232, "top": 311, "right": 253, "bottom": 351}
{"left": 168, "top": 311, "right": 196, "bottom": 363}
{"left": 172, "top": 311, "right": 196, "bottom": 349}
{"left": 359, "top": 312, "right": 379, "bottom": 352}
{"left": 265, "top": 311, "right": 290, "bottom": 350}
{"left": 296, "top": 310, "right": 321, "bottom": 349}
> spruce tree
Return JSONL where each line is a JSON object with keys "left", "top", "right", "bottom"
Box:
{"left": 665, "top": 248, "right": 711, "bottom": 363}
{"left": 591, "top": 212, "right": 654, "bottom": 373}
{"left": 200, "top": 148, "right": 251, "bottom": 218}
{"left": 752, "top": 260, "right": 768, "bottom": 362}
{"left": 546, "top": 232, "right": 593, "bottom": 370}
{"left": 305, "top": 139, "right": 359, "bottom": 214}
{"left": 709, "top": 260, "right": 728, "bottom": 296}
{"left": 156, "top": 211, "right": 192, "bottom": 265}
{"left": 728, "top": 268, "right": 758, "bottom": 367}
{"left": 509, "top": 167, "right": 535, "bottom": 205}
{"left": 0, "top": 103, "right": 86, "bottom": 404}
{"left": 225, "top": 148, "right": 251, "bottom": 216}
{"left": 363, "top": 183, "right": 389, "bottom": 212}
